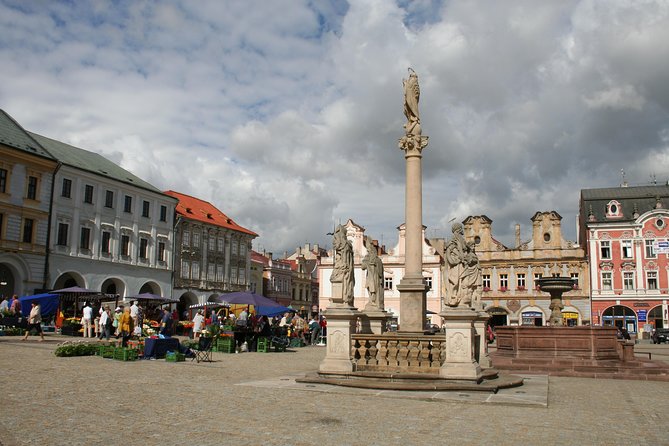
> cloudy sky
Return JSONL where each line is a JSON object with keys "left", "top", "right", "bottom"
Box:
{"left": 2, "top": 0, "right": 668, "bottom": 254}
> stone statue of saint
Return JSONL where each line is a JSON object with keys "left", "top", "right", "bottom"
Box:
{"left": 461, "top": 241, "right": 482, "bottom": 309}
{"left": 443, "top": 224, "right": 482, "bottom": 309}
{"left": 444, "top": 222, "right": 467, "bottom": 308}
{"left": 361, "top": 236, "right": 384, "bottom": 311}
{"left": 403, "top": 67, "right": 421, "bottom": 138}
{"left": 331, "top": 224, "right": 355, "bottom": 306}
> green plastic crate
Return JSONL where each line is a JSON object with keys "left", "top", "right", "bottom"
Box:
{"left": 217, "top": 337, "right": 235, "bottom": 353}
{"left": 165, "top": 352, "right": 185, "bottom": 362}
{"left": 101, "top": 345, "right": 116, "bottom": 359}
{"left": 113, "top": 347, "right": 138, "bottom": 361}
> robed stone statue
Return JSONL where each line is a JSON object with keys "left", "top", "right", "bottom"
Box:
{"left": 331, "top": 224, "right": 355, "bottom": 306}
{"left": 361, "top": 236, "right": 384, "bottom": 311}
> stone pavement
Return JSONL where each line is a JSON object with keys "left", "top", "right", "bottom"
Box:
{"left": 0, "top": 336, "right": 668, "bottom": 446}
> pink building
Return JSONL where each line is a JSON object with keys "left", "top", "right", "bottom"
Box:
{"left": 579, "top": 185, "right": 669, "bottom": 334}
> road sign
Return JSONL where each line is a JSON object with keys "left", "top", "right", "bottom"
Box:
{"left": 654, "top": 241, "right": 669, "bottom": 254}
{"left": 638, "top": 309, "right": 647, "bottom": 322}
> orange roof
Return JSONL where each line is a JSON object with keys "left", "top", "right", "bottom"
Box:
{"left": 164, "top": 190, "right": 258, "bottom": 237}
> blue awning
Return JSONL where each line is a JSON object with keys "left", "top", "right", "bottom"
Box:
{"left": 19, "top": 293, "right": 60, "bottom": 318}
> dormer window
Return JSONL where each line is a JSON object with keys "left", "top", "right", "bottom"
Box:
{"left": 606, "top": 200, "right": 622, "bottom": 218}
{"left": 655, "top": 218, "right": 665, "bottom": 230}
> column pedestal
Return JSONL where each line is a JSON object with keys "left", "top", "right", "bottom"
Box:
{"left": 361, "top": 309, "right": 390, "bottom": 334}
{"left": 474, "top": 311, "right": 492, "bottom": 369}
{"left": 319, "top": 305, "right": 360, "bottom": 375}
{"left": 439, "top": 308, "right": 483, "bottom": 381}
{"left": 397, "top": 277, "right": 427, "bottom": 334}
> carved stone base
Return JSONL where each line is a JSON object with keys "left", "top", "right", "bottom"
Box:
{"left": 474, "top": 311, "right": 493, "bottom": 369}
{"left": 396, "top": 276, "right": 427, "bottom": 333}
{"left": 439, "top": 308, "right": 483, "bottom": 381}
{"left": 360, "top": 310, "right": 390, "bottom": 335}
{"left": 319, "top": 306, "right": 361, "bottom": 375}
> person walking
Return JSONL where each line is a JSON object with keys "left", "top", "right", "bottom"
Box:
{"left": 22, "top": 302, "right": 44, "bottom": 341}
{"left": 98, "top": 306, "right": 112, "bottom": 340}
{"left": 118, "top": 307, "right": 133, "bottom": 348}
{"left": 192, "top": 310, "right": 205, "bottom": 339}
{"left": 9, "top": 295, "right": 21, "bottom": 315}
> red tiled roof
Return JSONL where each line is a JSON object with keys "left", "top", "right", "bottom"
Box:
{"left": 251, "top": 250, "right": 269, "bottom": 265}
{"left": 164, "top": 190, "right": 258, "bottom": 237}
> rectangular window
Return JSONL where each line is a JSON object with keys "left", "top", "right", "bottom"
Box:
{"left": 0, "top": 213, "right": 3, "bottom": 239}
{"left": 424, "top": 276, "right": 432, "bottom": 290}
{"left": 208, "top": 264, "right": 215, "bottom": 280}
{"left": 181, "top": 260, "right": 190, "bottom": 279}
{"left": 645, "top": 240, "right": 656, "bottom": 258}
{"left": 218, "top": 237, "right": 224, "bottom": 252}
{"left": 182, "top": 231, "right": 190, "bottom": 247}
{"left": 159, "top": 205, "right": 167, "bottom": 222}
{"left": 230, "top": 267, "right": 237, "bottom": 284}
{"left": 139, "top": 238, "right": 148, "bottom": 259}
{"left": 239, "top": 242, "right": 246, "bottom": 257}
{"left": 208, "top": 236, "right": 215, "bottom": 252}
{"left": 80, "top": 227, "right": 90, "bottom": 250}
{"left": 216, "top": 265, "right": 224, "bottom": 282}
{"left": 105, "top": 190, "right": 114, "bottom": 208}
{"left": 570, "top": 272, "right": 579, "bottom": 289}
{"left": 192, "top": 232, "right": 200, "bottom": 248}
{"left": 384, "top": 277, "right": 393, "bottom": 290}
{"left": 101, "top": 231, "right": 111, "bottom": 254}
{"left": 22, "top": 218, "right": 34, "bottom": 243}
{"left": 602, "top": 272, "right": 612, "bottom": 290}
{"left": 123, "top": 195, "right": 132, "bottom": 213}
{"left": 499, "top": 274, "right": 508, "bottom": 290}
{"left": 157, "top": 241, "right": 166, "bottom": 262}
{"left": 61, "top": 178, "right": 72, "bottom": 198}
{"left": 26, "top": 176, "right": 38, "bottom": 200}
{"left": 0, "top": 168, "right": 7, "bottom": 193}
{"left": 621, "top": 239, "right": 633, "bottom": 259}
{"left": 239, "top": 268, "right": 246, "bottom": 284}
{"left": 516, "top": 273, "right": 526, "bottom": 289}
{"left": 57, "top": 223, "right": 68, "bottom": 246}
{"left": 121, "top": 235, "right": 130, "bottom": 256}
{"left": 623, "top": 271, "right": 634, "bottom": 290}
{"left": 192, "top": 262, "right": 200, "bottom": 279}
{"left": 600, "top": 240, "right": 611, "bottom": 260}
{"left": 232, "top": 240, "right": 239, "bottom": 255}
{"left": 142, "top": 200, "right": 150, "bottom": 218}
{"left": 482, "top": 274, "right": 491, "bottom": 289}
{"left": 647, "top": 271, "right": 658, "bottom": 290}
{"left": 84, "top": 184, "right": 94, "bottom": 204}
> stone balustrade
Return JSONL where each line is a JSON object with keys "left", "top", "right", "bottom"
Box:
{"left": 351, "top": 333, "right": 444, "bottom": 374}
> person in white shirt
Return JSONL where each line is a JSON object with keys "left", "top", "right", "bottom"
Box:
{"left": 130, "top": 301, "right": 139, "bottom": 327}
{"left": 98, "top": 306, "right": 111, "bottom": 340}
{"left": 192, "top": 310, "right": 205, "bottom": 339}
{"left": 82, "top": 303, "right": 93, "bottom": 338}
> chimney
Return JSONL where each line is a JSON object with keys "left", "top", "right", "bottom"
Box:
{"left": 304, "top": 243, "right": 310, "bottom": 252}
{"left": 515, "top": 224, "right": 521, "bottom": 248}
{"left": 313, "top": 244, "right": 319, "bottom": 252}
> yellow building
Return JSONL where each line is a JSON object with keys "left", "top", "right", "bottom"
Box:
{"left": 463, "top": 212, "right": 590, "bottom": 327}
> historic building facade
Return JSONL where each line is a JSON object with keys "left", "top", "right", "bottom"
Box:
{"left": 579, "top": 185, "right": 669, "bottom": 333}
{"left": 0, "top": 110, "right": 57, "bottom": 297}
{"left": 31, "top": 132, "right": 178, "bottom": 298}
{"left": 318, "top": 219, "right": 443, "bottom": 326}
{"left": 462, "top": 212, "right": 590, "bottom": 328}
{"left": 284, "top": 243, "right": 325, "bottom": 316}
{"left": 166, "top": 191, "right": 257, "bottom": 312}
{"left": 254, "top": 251, "right": 292, "bottom": 307}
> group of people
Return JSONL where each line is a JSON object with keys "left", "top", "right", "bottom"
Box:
{"left": 0, "top": 295, "right": 22, "bottom": 315}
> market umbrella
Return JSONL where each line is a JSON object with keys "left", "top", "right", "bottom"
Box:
{"left": 125, "top": 293, "right": 178, "bottom": 303}
{"left": 52, "top": 286, "right": 98, "bottom": 294}
{"left": 255, "top": 305, "right": 295, "bottom": 318}
{"left": 218, "top": 291, "right": 282, "bottom": 308}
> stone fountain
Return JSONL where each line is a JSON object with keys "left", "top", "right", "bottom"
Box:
{"left": 535, "top": 276, "right": 575, "bottom": 326}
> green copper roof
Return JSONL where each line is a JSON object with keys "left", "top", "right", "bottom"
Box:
{"left": 29, "top": 132, "right": 163, "bottom": 194}
{"left": 0, "top": 110, "right": 54, "bottom": 159}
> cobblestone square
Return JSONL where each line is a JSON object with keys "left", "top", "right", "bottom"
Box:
{"left": 1, "top": 337, "right": 668, "bottom": 446}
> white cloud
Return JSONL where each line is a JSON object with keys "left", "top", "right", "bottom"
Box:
{"left": 1, "top": 0, "right": 668, "bottom": 253}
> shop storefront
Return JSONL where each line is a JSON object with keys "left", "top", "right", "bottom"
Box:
{"left": 487, "top": 307, "right": 508, "bottom": 328}
{"left": 521, "top": 311, "right": 544, "bottom": 326}
{"left": 602, "top": 305, "right": 637, "bottom": 333}
{"left": 562, "top": 311, "right": 578, "bottom": 327}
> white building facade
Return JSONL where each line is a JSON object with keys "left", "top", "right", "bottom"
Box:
{"left": 30, "top": 132, "right": 177, "bottom": 298}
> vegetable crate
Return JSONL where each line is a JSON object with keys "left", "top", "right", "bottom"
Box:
{"left": 217, "top": 337, "right": 235, "bottom": 354}
{"left": 113, "top": 347, "right": 138, "bottom": 361}
{"left": 100, "top": 345, "right": 116, "bottom": 359}
{"left": 165, "top": 352, "right": 185, "bottom": 362}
